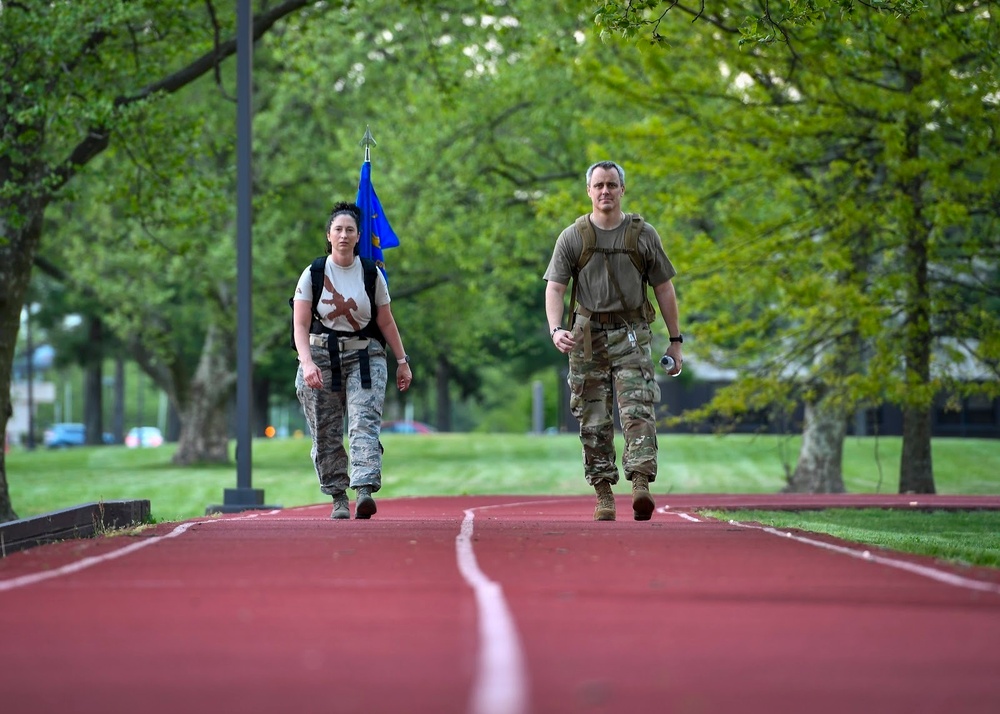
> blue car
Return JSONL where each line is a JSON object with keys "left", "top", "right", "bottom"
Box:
{"left": 43, "top": 423, "right": 86, "bottom": 448}
{"left": 43, "top": 423, "right": 114, "bottom": 447}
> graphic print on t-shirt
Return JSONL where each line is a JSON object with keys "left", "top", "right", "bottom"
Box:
{"left": 320, "top": 274, "right": 362, "bottom": 330}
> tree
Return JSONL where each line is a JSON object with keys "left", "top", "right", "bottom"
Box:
{"left": 586, "top": 1, "right": 1000, "bottom": 492}
{"left": 0, "top": 0, "right": 317, "bottom": 522}
{"left": 251, "top": 0, "right": 612, "bottom": 429}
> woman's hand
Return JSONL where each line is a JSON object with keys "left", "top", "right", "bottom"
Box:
{"left": 396, "top": 363, "right": 412, "bottom": 391}
{"left": 302, "top": 361, "right": 323, "bottom": 390}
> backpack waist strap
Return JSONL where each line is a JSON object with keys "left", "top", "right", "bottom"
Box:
{"left": 308, "top": 334, "right": 375, "bottom": 390}
{"left": 309, "top": 334, "right": 371, "bottom": 352}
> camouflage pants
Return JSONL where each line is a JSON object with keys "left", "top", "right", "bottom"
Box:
{"left": 568, "top": 323, "right": 661, "bottom": 486}
{"left": 295, "top": 341, "right": 387, "bottom": 497}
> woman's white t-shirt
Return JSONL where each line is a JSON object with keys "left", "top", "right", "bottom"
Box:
{"left": 293, "top": 256, "right": 390, "bottom": 333}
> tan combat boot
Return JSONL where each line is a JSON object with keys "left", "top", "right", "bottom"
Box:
{"left": 631, "top": 474, "right": 655, "bottom": 521}
{"left": 594, "top": 481, "right": 616, "bottom": 521}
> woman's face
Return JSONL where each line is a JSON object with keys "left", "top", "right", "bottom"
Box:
{"left": 328, "top": 213, "right": 359, "bottom": 254}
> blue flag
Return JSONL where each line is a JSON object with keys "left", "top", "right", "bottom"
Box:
{"left": 355, "top": 160, "right": 399, "bottom": 277}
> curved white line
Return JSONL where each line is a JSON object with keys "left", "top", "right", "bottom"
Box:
{"left": 657, "top": 507, "right": 701, "bottom": 522}
{"left": 456, "top": 507, "right": 529, "bottom": 714}
{"left": 0, "top": 521, "right": 198, "bottom": 592}
{"left": 730, "top": 520, "right": 1000, "bottom": 594}
{"left": 0, "top": 513, "right": 263, "bottom": 592}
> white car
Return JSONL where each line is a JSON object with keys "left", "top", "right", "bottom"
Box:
{"left": 125, "top": 426, "right": 164, "bottom": 448}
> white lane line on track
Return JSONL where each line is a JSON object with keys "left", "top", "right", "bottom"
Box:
{"left": 456, "top": 506, "right": 529, "bottom": 714}
{"left": 656, "top": 506, "right": 1000, "bottom": 594}
{"left": 0, "top": 512, "right": 268, "bottom": 593}
{"left": 657, "top": 507, "right": 701, "bottom": 522}
{"left": 729, "top": 520, "right": 1000, "bottom": 595}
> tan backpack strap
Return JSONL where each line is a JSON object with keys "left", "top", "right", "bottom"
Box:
{"left": 625, "top": 213, "right": 657, "bottom": 324}
{"left": 575, "top": 214, "right": 597, "bottom": 269}
{"left": 567, "top": 215, "right": 596, "bottom": 330}
{"left": 571, "top": 309, "right": 593, "bottom": 361}
{"left": 624, "top": 213, "right": 645, "bottom": 275}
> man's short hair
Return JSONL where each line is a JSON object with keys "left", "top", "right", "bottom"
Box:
{"left": 586, "top": 161, "right": 625, "bottom": 186}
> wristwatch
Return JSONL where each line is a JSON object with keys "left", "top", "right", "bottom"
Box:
{"left": 551, "top": 326, "right": 563, "bottom": 336}
{"left": 397, "top": 355, "right": 410, "bottom": 364}
{"left": 669, "top": 334, "right": 684, "bottom": 343}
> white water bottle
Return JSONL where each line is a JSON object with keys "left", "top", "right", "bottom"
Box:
{"left": 660, "top": 354, "right": 680, "bottom": 376}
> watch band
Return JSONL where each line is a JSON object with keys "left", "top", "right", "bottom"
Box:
{"left": 669, "top": 334, "right": 684, "bottom": 343}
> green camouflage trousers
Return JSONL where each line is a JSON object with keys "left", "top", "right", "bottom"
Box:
{"left": 568, "top": 323, "right": 661, "bottom": 486}
{"left": 295, "top": 341, "right": 387, "bottom": 497}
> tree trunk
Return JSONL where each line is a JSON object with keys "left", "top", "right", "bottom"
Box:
{"left": 784, "top": 400, "right": 847, "bottom": 493}
{"left": 0, "top": 193, "right": 46, "bottom": 523}
{"left": 83, "top": 360, "right": 104, "bottom": 445}
{"left": 435, "top": 355, "right": 452, "bottom": 432}
{"left": 171, "top": 324, "right": 235, "bottom": 465}
{"left": 112, "top": 357, "right": 126, "bottom": 444}
{"left": 83, "top": 316, "right": 104, "bottom": 445}
{"left": 897, "top": 101, "right": 936, "bottom": 495}
{"left": 253, "top": 375, "right": 271, "bottom": 437}
{"left": 900, "top": 406, "right": 935, "bottom": 493}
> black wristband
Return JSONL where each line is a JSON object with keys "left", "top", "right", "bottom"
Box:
{"left": 669, "top": 334, "right": 684, "bottom": 343}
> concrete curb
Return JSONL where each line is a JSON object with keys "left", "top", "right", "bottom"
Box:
{"left": 0, "top": 500, "right": 151, "bottom": 557}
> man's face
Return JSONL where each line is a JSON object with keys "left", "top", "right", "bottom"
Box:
{"left": 587, "top": 167, "right": 624, "bottom": 214}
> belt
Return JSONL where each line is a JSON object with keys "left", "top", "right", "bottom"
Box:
{"left": 586, "top": 310, "right": 644, "bottom": 327}
{"left": 309, "top": 334, "right": 370, "bottom": 351}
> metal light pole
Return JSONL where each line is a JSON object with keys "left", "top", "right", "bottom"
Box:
{"left": 207, "top": 0, "right": 275, "bottom": 514}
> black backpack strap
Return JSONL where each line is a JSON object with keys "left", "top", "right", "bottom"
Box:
{"left": 359, "top": 258, "right": 386, "bottom": 347}
{"left": 355, "top": 258, "right": 378, "bottom": 388}
{"left": 309, "top": 256, "right": 326, "bottom": 321}
{"left": 288, "top": 256, "right": 330, "bottom": 351}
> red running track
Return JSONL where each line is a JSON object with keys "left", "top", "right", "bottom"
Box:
{"left": 2, "top": 494, "right": 999, "bottom": 714}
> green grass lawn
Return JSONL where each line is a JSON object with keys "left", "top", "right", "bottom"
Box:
{"left": 6, "top": 433, "right": 1000, "bottom": 567}
{"left": 702, "top": 508, "right": 1000, "bottom": 569}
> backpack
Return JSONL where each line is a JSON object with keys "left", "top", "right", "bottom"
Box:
{"left": 289, "top": 256, "right": 386, "bottom": 350}
{"left": 568, "top": 213, "right": 656, "bottom": 325}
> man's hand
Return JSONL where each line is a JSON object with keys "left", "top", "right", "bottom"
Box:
{"left": 664, "top": 343, "right": 683, "bottom": 376}
{"left": 552, "top": 327, "right": 576, "bottom": 355}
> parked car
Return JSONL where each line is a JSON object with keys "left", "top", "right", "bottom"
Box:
{"left": 380, "top": 420, "right": 436, "bottom": 434}
{"left": 44, "top": 422, "right": 86, "bottom": 448}
{"left": 42, "top": 423, "right": 113, "bottom": 447}
{"left": 125, "top": 426, "right": 164, "bottom": 448}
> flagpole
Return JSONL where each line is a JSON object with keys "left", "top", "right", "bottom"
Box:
{"left": 355, "top": 125, "right": 398, "bottom": 277}
{"left": 360, "top": 125, "right": 375, "bottom": 163}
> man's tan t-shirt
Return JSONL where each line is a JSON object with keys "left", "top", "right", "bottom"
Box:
{"left": 543, "top": 214, "right": 676, "bottom": 314}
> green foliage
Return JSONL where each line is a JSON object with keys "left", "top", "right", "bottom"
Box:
{"left": 578, "top": 1, "right": 1000, "bottom": 443}
{"left": 589, "top": 0, "right": 927, "bottom": 46}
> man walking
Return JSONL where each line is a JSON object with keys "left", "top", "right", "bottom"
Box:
{"left": 544, "top": 161, "right": 683, "bottom": 521}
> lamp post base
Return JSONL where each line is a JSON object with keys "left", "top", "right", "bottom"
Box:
{"left": 205, "top": 488, "right": 280, "bottom": 515}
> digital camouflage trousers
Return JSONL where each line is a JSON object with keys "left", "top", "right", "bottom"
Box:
{"left": 295, "top": 341, "right": 387, "bottom": 498}
{"left": 568, "top": 323, "right": 661, "bottom": 486}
